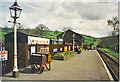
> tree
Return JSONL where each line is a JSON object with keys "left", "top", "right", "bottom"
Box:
{"left": 93, "top": 38, "right": 96, "bottom": 45}
{"left": 62, "top": 27, "right": 72, "bottom": 31}
{"left": 17, "top": 24, "right": 24, "bottom": 32}
{"left": 35, "top": 24, "right": 49, "bottom": 36}
{"left": 107, "top": 17, "right": 119, "bottom": 36}
{"left": 107, "top": 17, "right": 119, "bottom": 51}
{"left": 25, "top": 27, "right": 31, "bottom": 34}
{"left": 54, "top": 30, "right": 59, "bottom": 38}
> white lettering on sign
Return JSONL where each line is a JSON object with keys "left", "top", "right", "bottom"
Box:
{"left": 28, "top": 36, "right": 50, "bottom": 44}
{"left": 0, "top": 51, "right": 8, "bottom": 61}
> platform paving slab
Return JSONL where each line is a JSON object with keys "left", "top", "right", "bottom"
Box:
{"left": 2, "top": 50, "right": 110, "bottom": 81}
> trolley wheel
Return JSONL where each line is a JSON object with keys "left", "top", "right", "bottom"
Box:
{"left": 31, "top": 65, "right": 36, "bottom": 73}
{"left": 38, "top": 66, "right": 44, "bottom": 74}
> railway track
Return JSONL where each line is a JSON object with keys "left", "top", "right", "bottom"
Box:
{"left": 97, "top": 49, "right": 119, "bottom": 81}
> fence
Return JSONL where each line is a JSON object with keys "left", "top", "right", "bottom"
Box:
{"left": 2, "top": 43, "right": 28, "bottom": 75}
{"left": 29, "top": 44, "right": 79, "bottom": 57}
{"left": 49, "top": 44, "right": 79, "bottom": 57}
{"left": 2, "top": 43, "right": 81, "bottom": 75}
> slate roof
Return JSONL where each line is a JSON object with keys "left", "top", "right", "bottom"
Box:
{"left": 57, "top": 29, "right": 84, "bottom": 44}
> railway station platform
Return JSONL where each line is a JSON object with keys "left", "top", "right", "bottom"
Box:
{"left": 2, "top": 50, "right": 110, "bottom": 81}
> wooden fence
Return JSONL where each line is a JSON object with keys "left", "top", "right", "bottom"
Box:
{"left": 28, "top": 43, "right": 80, "bottom": 57}
{"left": 2, "top": 43, "right": 28, "bottom": 75}
{"left": 49, "top": 44, "right": 79, "bottom": 57}
{"left": 2, "top": 43, "right": 81, "bottom": 75}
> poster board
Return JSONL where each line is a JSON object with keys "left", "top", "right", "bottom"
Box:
{"left": 53, "top": 48, "right": 58, "bottom": 52}
{"left": 69, "top": 46, "right": 71, "bottom": 51}
{"left": 60, "top": 48, "right": 62, "bottom": 51}
{"left": 0, "top": 51, "right": 8, "bottom": 61}
{"left": 64, "top": 46, "right": 67, "bottom": 51}
{"left": 31, "top": 46, "right": 35, "bottom": 54}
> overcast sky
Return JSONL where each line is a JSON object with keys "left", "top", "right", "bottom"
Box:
{"left": 0, "top": 0, "right": 119, "bottom": 38}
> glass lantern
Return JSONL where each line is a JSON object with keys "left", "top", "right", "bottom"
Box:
{"left": 9, "top": 1, "right": 22, "bottom": 19}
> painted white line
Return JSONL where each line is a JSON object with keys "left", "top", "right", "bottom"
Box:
{"left": 95, "top": 50, "right": 114, "bottom": 81}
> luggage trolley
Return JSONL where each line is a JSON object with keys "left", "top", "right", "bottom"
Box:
{"left": 30, "top": 52, "right": 52, "bottom": 74}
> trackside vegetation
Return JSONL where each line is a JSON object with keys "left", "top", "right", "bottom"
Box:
{"left": 99, "top": 48, "right": 119, "bottom": 58}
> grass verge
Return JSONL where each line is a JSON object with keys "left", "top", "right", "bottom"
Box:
{"left": 99, "top": 48, "right": 119, "bottom": 59}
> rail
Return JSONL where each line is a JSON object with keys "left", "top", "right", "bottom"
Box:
{"left": 97, "top": 49, "right": 119, "bottom": 81}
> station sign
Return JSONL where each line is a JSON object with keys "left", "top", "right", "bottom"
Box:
{"left": 0, "top": 51, "right": 8, "bottom": 61}
{"left": 28, "top": 36, "right": 50, "bottom": 44}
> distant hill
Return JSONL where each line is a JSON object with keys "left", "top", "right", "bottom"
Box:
{"left": 1, "top": 27, "right": 62, "bottom": 39}
{"left": 1, "top": 27, "right": 100, "bottom": 45}
{"left": 98, "top": 35, "right": 119, "bottom": 52}
{"left": 80, "top": 34, "right": 100, "bottom": 45}
{"left": 1, "top": 28, "right": 14, "bottom": 39}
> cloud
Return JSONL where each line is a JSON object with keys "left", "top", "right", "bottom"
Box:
{"left": 1, "top": 1, "right": 118, "bottom": 37}
{"left": 45, "top": 2, "right": 118, "bottom": 37}
{"left": 61, "top": 2, "right": 118, "bottom": 20}
{"left": 2, "top": 0, "right": 119, "bottom": 2}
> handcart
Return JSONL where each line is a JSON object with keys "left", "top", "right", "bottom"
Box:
{"left": 30, "top": 52, "right": 52, "bottom": 74}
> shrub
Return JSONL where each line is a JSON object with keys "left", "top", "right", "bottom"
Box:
{"left": 54, "top": 51, "right": 74, "bottom": 57}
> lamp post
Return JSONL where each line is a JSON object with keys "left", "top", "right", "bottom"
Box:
{"left": 73, "top": 34, "right": 75, "bottom": 51}
{"left": 8, "top": 21, "right": 21, "bottom": 29}
{"left": 9, "top": 0, "right": 22, "bottom": 77}
{"left": 82, "top": 38, "right": 83, "bottom": 49}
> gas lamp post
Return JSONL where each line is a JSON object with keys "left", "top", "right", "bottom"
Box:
{"left": 9, "top": 0, "right": 22, "bottom": 77}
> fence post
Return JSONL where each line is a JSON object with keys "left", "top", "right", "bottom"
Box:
{"left": 35, "top": 43, "right": 37, "bottom": 53}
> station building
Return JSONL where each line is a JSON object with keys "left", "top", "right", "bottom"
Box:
{"left": 3, "top": 32, "right": 50, "bottom": 75}
{"left": 57, "top": 29, "right": 84, "bottom": 46}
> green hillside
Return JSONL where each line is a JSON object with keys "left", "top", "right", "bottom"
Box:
{"left": 1, "top": 28, "right": 62, "bottom": 39}
{"left": 1, "top": 28, "right": 14, "bottom": 39}
{"left": 81, "top": 34, "right": 100, "bottom": 45}
{"left": 1, "top": 28, "right": 100, "bottom": 46}
{"left": 42, "top": 31, "right": 62, "bottom": 39}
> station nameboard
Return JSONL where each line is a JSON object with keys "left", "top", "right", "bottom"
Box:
{"left": 0, "top": 51, "right": 8, "bottom": 61}
{"left": 28, "top": 36, "right": 50, "bottom": 44}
